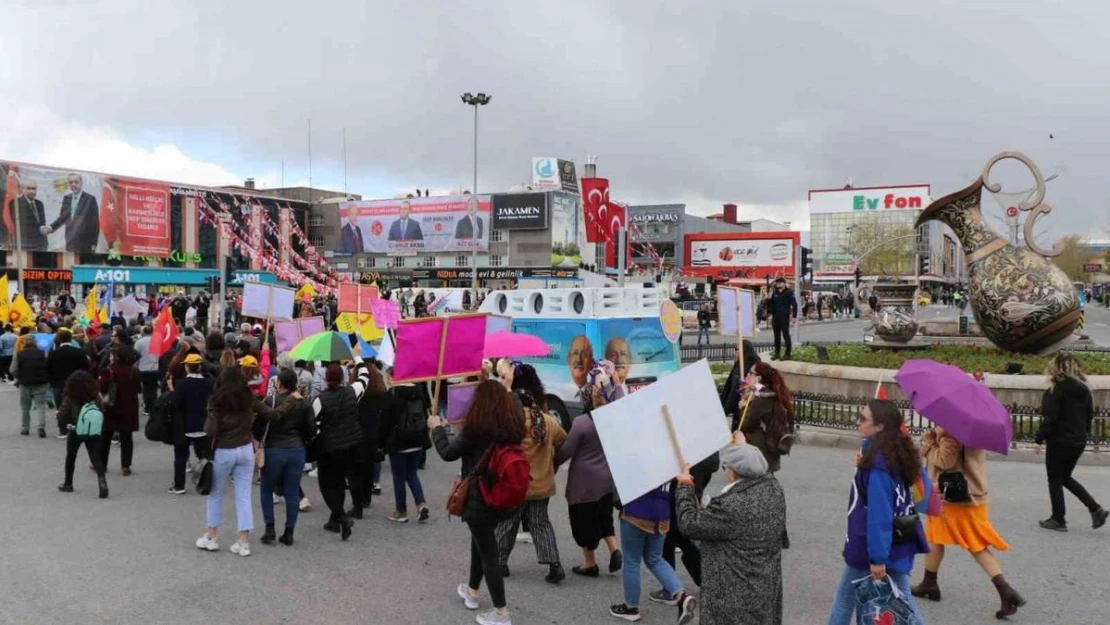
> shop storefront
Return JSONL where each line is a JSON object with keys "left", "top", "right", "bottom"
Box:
{"left": 227, "top": 270, "right": 287, "bottom": 287}
{"left": 409, "top": 267, "right": 579, "bottom": 290}
{"left": 71, "top": 265, "right": 218, "bottom": 298}
{"left": 7, "top": 269, "right": 74, "bottom": 300}
{"left": 629, "top": 205, "right": 685, "bottom": 269}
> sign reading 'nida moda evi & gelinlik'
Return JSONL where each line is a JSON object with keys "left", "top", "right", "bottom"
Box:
{"left": 491, "top": 193, "right": 549, "bottom": 231}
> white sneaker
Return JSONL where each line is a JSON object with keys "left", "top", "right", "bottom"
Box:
{"left": 516, "top": 532, "right": 532, "bottom": 544}
{"left": 230, "top": 541, "right": 251, "bottom": 557}
{"left": 299, "top": 497, "right": 311, "bottom": 512}
{"left": 303, "top": 462, "right": 313, "bottom": 472}
{"left": 476, "top": 609, "right": 511, "bottom": 625}
{"left": 195, "top": 535, "right": 219, "bottom": 551}
{"left": 308, "top": 468, "right": 318, "bottom": 478}
{"left": 457, "top": 583, "right": 479, "bottom": 610}
{"left": 273, "top": 494, "right": 281, "bottom": 505}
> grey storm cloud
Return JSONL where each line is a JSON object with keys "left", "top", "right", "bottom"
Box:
{"left": 7, "top": 0, "right": 1110, "bottom": 236}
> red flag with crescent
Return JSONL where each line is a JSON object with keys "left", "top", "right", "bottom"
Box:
{"left": 149, "top": 306, "right": 179, "bottom": 358}
{"left": 580, "top": 177, "right": 610, "bottom": 244}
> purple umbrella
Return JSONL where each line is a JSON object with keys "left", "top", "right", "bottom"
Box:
{"left": 894, "top": 359, "right": 1014, "bottom": 455}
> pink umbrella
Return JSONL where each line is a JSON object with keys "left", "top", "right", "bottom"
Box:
{"left": 483, "top": 330, "right": 551, "bottom": 358}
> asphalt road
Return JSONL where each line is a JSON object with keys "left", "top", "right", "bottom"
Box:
{"left": 1, "top": 383, "right": 1107, "bottom": 625}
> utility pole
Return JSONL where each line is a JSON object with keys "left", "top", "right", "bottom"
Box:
{"left": 461, "top": 92, "right": 491, "bottom": 292}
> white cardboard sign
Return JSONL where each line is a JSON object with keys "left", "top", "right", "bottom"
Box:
{"left": 241, "top": 282, "right": 296, "bottom": 321}
{"left": 717, "top": 287, "right": 756, "bottom": 337}
{"left": 591, "top": 359, "right": 731, "bottom": 503}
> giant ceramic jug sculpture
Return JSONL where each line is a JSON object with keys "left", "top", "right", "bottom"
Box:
{"left": 916, "top": 152, "right": 1079, "bottom": 354}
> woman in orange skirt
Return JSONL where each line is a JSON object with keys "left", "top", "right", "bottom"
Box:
{"left": 912, "top": 426, "right": 1027, "bottom": 619}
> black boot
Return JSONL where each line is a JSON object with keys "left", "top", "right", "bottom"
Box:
{"left": 911, "top": 570, "right": 941, "bottom": 601}
{"left": 992, "top": 574, "right": 1026, "bottom": 619}
{"left": 261, "top": 524, "right": 276, "bottom": 545}
{"left": 98, "top": 475, "right": 109, "bottom": 499}
{"left": 278, "top": 528, "right": 295, "bottom": 546}
{"left": 1092, "top": 507, "right": 1108, "bottom": 530}
{"left": 346, "top": 506, "right": 364, "bottom": 520}
{"left": 57, "top": 482, "right": 74, "bottom": 493}
{"left": 545, "top": 563, "right": 566, "bottom": 584}
{"left": 340, "top": 516, "right": 353, "bottom": 541}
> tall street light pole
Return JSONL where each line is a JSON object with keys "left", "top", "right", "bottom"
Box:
{"left": 461, "top": 92, "right": 491, "bottom": 293}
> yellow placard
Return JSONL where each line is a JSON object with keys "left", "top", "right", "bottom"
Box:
{"left": 335, "top": 311, "right": 384, "bottom": 342}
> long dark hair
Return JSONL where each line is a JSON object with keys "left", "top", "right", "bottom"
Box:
{"left": 859, "top": 399, "right": 921, "bottom": 484}
{"left": 462, "top": 380, "right": 525, "bottom": 447}
{"left": 753, "top": 361, "right": 794, "bottom": 416}
{"left": 515, "top": 387, "right": 548, "bottom": 445}
{"left": 62, "top": 370, "right": 100, "bottom": 410}
{"left": 510, "top": 363, "right": 547, "bottom": 411}
{"left": 210, "top": 368, "right": 255, "bottom": 414}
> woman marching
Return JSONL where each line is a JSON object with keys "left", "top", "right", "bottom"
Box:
{"left": 911, "top": 426, "right": 1026, "bottom": 619}
{"left": 494, "top": 386, "right": 568, "bottom": 583}
{"left": 98, "top": 344, "right": 143, "bottom": 476}
{"left": 825, "top": 399, "right": 930, "bottom": 625}
{"left": 1035, "top": 353, "right": 1108, "bottom": 532}
{"left": 430, "top": 380, "right": 524, "bottom": 625}
{"left": 738, "top": 361, "right": 795, "bottom": 474}
{"left": 167, "top": 354, "right": 215, "bottom": 495}
{"left": 257, "top": 369, "right": 315, "bottom": 546}
{"left": 56, "top": 371, "right": 109, "bottom": 498}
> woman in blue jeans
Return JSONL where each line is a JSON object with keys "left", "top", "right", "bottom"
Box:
{"left": 826, "top": 399, "right": 930, "bottom": 625}
{"left": 381, "top": 379, "right": 432, "bottom": 523}
{"left": 258, "top": 370, "right": 315, "bottom": 546}
{"left": 197, "top": 368, "right": 290, "bottom": 557}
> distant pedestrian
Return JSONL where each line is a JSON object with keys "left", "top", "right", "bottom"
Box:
{"left": 1035, "top": 353, "right": 1108, "bottom": 532}
{"left": 0, "top": 324, "right": 16, "bottom": 382}
{"left": 696, "top": 304, "right": 711, "bottom": 346}
{"left": 13, "top": 334, "right": 50, "bottom": 438}
{"left": 56, "top": 370, "right": 109, "bottom": 499}
{"left": 768, "top": 278, "right": 797, "bottom": 361}
{"left": 98, "top": 345, "right": 142, "bottom": 475}
{"left": 311, "top": 357, "right": 371, "bottom": 541}
{"left": 168, "top": 353, "right": 215, "bottom": 495}
{"left": 47, "top": 328, "right": 90, "bottom": 437}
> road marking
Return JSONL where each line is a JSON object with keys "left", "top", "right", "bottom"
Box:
{"left": 1095, "top": 322, "right": 1107, "bottom": 327}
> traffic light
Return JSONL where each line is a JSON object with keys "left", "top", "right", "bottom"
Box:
{"left": 854, "top": 267, "right": 863, "bottom": 287}
{"left": 919, "top": 255, "right": 931, "bottom": 275}
{"left": 799, "top": 246, "right": 813, "bottom": 282}
{"left": 206, "top": 276, "right": 221, "bottom": 293}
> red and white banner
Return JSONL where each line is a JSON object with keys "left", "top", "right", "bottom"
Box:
{"left": 581, "top": 177, "right": 610, "bottom": 244}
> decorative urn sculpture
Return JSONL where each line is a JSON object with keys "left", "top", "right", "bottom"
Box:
{"left": 915, "top": 152, "right": 1080, "bottom": 354}
{"left": 870, "top": 283, "right": 919, "bottom": 343}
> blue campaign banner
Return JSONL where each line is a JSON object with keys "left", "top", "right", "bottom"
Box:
{"left": 72, "top": 265, "right": 218, "bottom": 285}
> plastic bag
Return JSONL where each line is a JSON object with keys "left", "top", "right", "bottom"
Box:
{"left": 853, "top": 575, "right": 916, "bottom": 625}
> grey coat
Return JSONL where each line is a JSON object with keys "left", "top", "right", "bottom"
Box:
{"left": 553, "top": 413, "right": 615, "bottom": 505}
{"left": 675, "top": 476, "right": 786, "bottom": 625}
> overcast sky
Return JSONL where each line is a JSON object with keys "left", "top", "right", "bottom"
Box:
{"left": 2, "top": 0, "right": 1106, "bottom": 238}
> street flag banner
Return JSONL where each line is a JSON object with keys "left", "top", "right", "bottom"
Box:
{"left": 392, "top": 314, "right": 488, "bottom": 384}
{"left": 335, "top": 312, "right": 384, "bottom": 342}
{"left": 149, "top": 306, "right": 179, "bottom": 358}
{"left": 275, "top": 316, "right": 326, "bottom": 353}
{"left": 338, "top": 283, "right": 379, "bottom": 313}
{"left": 0, "top": 275, "right": 9, "bottom": 322}
{"left": 591, "top": 359, "right": 731, "bottom": 503}
{"left": 9, "top": 293, "right": 34, "bottom": 328}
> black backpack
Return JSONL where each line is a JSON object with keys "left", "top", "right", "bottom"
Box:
{"left": 145, "top": 391, "right": 174, "bottom": 445}
{"left": 392, "top": 386, "right": 429, "bottom": 448}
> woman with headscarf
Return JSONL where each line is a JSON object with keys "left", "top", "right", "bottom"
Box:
{"left": 310, "top": 352, "right": 370, "bottom": 541}
{"left": 553, "top": 360, "right": 624, "bottom": 579}
{"left": 675, "top": 432, "right": 786, "bottom": 625}
{"left": 721, "top": 339, "right": 760, "bottom": 429}
{"left": 1035, "top": 352, "right": 1107, "bottom": 531}
{"left": 98, "top": 344, "right": 142, "bottom": 475}
{"left": 738, "top": 361, "right": 795, "bottom": 473}
{"left": 494, "top": 387, "right": 568, "bottom": 583}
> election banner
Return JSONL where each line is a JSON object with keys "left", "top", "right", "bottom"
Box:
{"left": 337, "top": 194, "right": 491, "bottom": 255}
{"left": 0, "top": 161, "right": 171, "bottom": 256}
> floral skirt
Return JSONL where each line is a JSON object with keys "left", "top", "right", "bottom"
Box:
{"left": 925, "top": 503, "right": 1009, "bottom": 553}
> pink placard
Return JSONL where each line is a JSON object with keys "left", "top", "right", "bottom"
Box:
{"left": 274, "top": 316, "right": 326, "bottom": 353}
{"left": 338, "top": 284, "right": 379, "bottom": 313}
{"left": 370, "top": 298, "right": 401, "bottom": 329}
{"left": 392, "top": 314, "right": 487, "bottom": 383}
{"left": 447, "top": 383, "right": 478, "bottom": 423}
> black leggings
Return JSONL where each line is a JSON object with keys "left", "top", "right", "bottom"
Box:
{"left": 317, "top": 446, "right": 362, "bottom": 521}
{"left": 468, "top": 521, "right": 506, "bottom": 609}
{"left": 100, "top": 430, "right": 134, "bottom": 470}
{"left": 65, "top": 433, "right": 104, "bottom": 484}
{"left": 1046, "top": 444, "right": 1100, "bottom": 522}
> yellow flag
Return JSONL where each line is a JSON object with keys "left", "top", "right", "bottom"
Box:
{"left": 296, "top": 282, "right": 317, "bottom": 301}
{"left": 85, "top": 285, "right": 101, "bottom": 323}
{"left": 0, "top": 275, "right": 9, "bottom": 323}
{"left": 335, "top": 312, "right": 384, "bottom": 342}
{"left": 9, "top": 293, "right": 35, "bottom": 328}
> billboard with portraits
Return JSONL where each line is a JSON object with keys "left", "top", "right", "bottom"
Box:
{"left": 337, "top": 195, "right": 490, "bottom": 255}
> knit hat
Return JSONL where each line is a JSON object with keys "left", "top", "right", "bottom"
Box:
{"left": 183, "top": 354, "right": 203, "bottom": 365}
{"left": 719, "top": 442, "right": 768, "bottom": 478}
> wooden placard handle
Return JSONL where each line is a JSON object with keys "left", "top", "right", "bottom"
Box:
{"left": 661, "top": 405, "right": 685, "bottom": 467}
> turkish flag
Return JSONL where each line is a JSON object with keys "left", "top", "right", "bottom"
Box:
{"left": 149, "top": 306, "right": 180, "bottom": 358}
{"left": 604, "top": 202, "right": 629, "bottom": 268}
{"left": 581, "top": 177, "right": 610, "bottom": 243}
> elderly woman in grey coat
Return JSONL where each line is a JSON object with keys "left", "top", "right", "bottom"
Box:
{"left": 675, "top": 432, "right": 786, "bottom": 625}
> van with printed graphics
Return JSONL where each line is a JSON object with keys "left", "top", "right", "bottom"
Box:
{"left": 479, "top": 287, "right": 682, "bottom": 430}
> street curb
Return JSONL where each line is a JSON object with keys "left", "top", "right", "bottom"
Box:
{"left": 797, "top": 425, "right": 1110, "bottom": 466}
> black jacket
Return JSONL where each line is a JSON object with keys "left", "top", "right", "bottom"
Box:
{"left": 356, "top": 389, "right": 390, "bottom": 460}
{"left": 432, "top": 426, "right": 497, "bottom": 524}
{"left": 47, "top": 344, "right": 89, "bottom": 389}
{"left": 255, "top": 393, "right": 315, "bottom": 449}
{"left": 16, "top": 346, "right": 48, "bottom": 386}
{"left": 382, "top": 385, "right": 432, "bottom": 454}
{"left": 171, "top": 374, "right": 216, "bottom": 442}
{"left": 697, "top": 309, "right": 711, "bottom": 328}
{"left": 720, "top": 356, "right": 759, "bottom": 420}
{"left": 1036, "top": 377, "right": 1094, "bottom": 448}
{"left": 312, "top": 363, "right": 370, "bottom": 454}
{"left": 768, "top": 288, "right": 798, "bottom": 319}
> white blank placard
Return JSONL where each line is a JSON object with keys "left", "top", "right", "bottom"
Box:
{"left": 591, "top": 359, "right": 731, "bottom": 503}
{"left": 241, "top": 282, "right": 296, "bottom": 321}
{"left": 716, "top": 287, "right": 755, "bottom": 337}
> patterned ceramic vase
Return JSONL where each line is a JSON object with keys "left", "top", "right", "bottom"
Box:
{"left": 916, "top": 152, "right": 1079, "bottom": 354}
{"left": 871, "top": 284, "right": 919, "bottom": 343}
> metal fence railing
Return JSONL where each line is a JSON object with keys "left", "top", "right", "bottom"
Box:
{"left": 683, "top": 340, "right": 1110, "bottom": 363}
{"left": 791, "top": 392, "right": 1110, "bottom": 448}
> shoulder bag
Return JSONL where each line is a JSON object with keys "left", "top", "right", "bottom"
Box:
{"left": 100, "top": 368, "right": 117, "bottom": 408}
{"left": 937, "top": 446, "right": 970, "bottom": 503}
{"left": 255, "top": 395, "right": 275, "bottom": 469}
{"left": 194, "top": 437, "right": 216, "bottom": 495}
{"left": 446, "top": 446, "right": 491, "bottom": 518}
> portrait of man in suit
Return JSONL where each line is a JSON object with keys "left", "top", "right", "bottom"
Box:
{"left": 43, "top": 173, "right": 100, "bottom": 252}
{"left": 454, "top": 195, "right": 483, "bottom": 240}
{"left": 387, "top": 201, "right": 424, "bottom": 241}
{"left": 6, "top": 179, "right": 48, "bottom": 250}
{"left": 339, "top": 209, "right": 364, "bottom": 254}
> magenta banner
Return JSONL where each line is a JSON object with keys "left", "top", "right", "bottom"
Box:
{"left": 370, "top": 298, "right": 401, "bottom": 329}
{"left": 274, "top": 316, "right": 325, "bottom": 353}
{"left": 447, "top": 382, "right": 478, "bottom": 422}
{"left": 392, "top": 314, "right": 487, "bottom": 383}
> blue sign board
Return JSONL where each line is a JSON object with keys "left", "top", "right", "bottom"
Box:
{"left": 72, "top": 265, "right": 218, "bottom": 285}
{"left": 229, "top": 271, "right": 284, "bottom": 286}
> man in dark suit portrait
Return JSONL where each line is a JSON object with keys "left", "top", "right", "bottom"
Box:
{"left": 387, "top": 200, "right": 424, "bottom": 241}
{"left": 454, "top": 196, "right": 483, "bottom": 240}
{"left": 44, "top": 173, "right": 100, "bottom": 252}
{"left": 339, "top": 209, "right": 364, "bottom": 253}
{"left": 7, "top": 179, "right": 48, "bottom": 250}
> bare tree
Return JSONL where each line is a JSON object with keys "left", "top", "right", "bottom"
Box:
{"left": 842, "top": 215, "right": 915, "bottom": 276}
{"left": 1051, "top": 235, "right": 1094, "bottom": 282}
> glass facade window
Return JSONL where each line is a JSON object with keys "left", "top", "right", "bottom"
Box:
{"left": 390, "top": 256, "right": 405, "bottom": 268}
{"left": 423, "top": 255, "right": 436, "bottom": 267}
{"left": 490, "top": 254, "right": 503, "bottom": 267}
{"left": 490, "top": 230, "right": 504, "bottom": 243}
{"left": 455, "top": 254, "right": 469, "bottom": 267}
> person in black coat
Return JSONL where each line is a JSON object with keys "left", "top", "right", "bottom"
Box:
{"left": 429, "top": 380, "right": 525, "bottom": 623}
{"left": 7, "top": 180, "right": 48, "bottom": 250}
{"left": 48, "top": 329, "right": 90, "bottom": 436}
{"left": 1035, "top": 353, "right": 1108, "bottom": 531}
{"left": 381, "top": 379, "right": 433, "bottom": 523}
{"left": 169, "top": 354, "right": 216, "bottom": 494}
{"left": 310, "top": 358, "right": 370, "bottom": 541}
{"left": 768, "top": 278, "right": 797, "bottom": 360}
{"left": 347, "top": 363, "right": 391, "bottom": 517}
{"left": 14, "top": 337, "right": 50, "bottom": 436}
